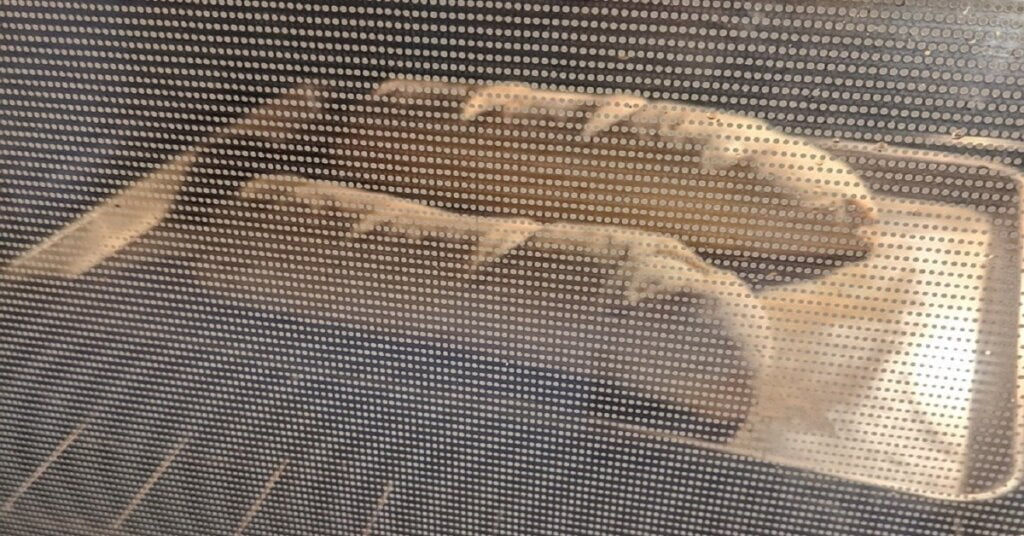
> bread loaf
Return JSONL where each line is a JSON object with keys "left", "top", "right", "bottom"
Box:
{"left": 324, "top": 80, "right": 877, "bottom": 269}
{"left": 192, "top": 173, "right": 773, "bottom": 424}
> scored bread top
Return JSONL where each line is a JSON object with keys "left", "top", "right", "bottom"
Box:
{"left": 206, "top": 173, "right": 774, "bottom": 425}
{"left": 322, "top": 79, "right": 878, "bottom": 271}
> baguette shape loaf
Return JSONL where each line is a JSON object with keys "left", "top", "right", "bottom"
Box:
{"left": 325, "top": 79, "right": 876, "bottom": 268}
{"left": 194, "top": 173, "right": 774, "bottom": 424}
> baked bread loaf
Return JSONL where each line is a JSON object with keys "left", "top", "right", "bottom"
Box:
{"left": 324, "top": 79, "right": 877, "bottom": 269}
{"left": 192, "top": 173, "right": 773, "bottom": 424}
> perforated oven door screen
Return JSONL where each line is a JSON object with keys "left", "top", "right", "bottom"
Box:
{"left": 1, "top": 1, "right": 1023, "bottom": 535}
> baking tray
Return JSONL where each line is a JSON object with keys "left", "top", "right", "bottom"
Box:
{"left": 3, "top": 87, "right": 1021, "bottom": 502}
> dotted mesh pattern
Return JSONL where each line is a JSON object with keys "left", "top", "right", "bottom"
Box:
{"left": 0, "top": 1, "right": 1023, "bottom": 535}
